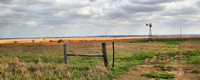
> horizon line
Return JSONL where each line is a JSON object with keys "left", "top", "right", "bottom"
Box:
{"left": 0, "top": 34, "right": 200, "bottom": 39}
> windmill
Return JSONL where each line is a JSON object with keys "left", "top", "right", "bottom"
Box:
{"left": 147, "top": 23, "right": 153, "bottom": 42}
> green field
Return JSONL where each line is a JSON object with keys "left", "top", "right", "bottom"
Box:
{"left": 0, "top": 38, "right": 200, "bottom": 80}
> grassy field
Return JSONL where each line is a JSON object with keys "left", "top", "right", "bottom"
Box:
{"left": 0, "top": 37, "right": 200, "bottom": 80}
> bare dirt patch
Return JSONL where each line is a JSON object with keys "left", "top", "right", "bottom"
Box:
{"left": 118, "top": 65, "right": 200, "bottom": 80}
{"left": 119, "top": 52, "right": 200, "bottom": 80}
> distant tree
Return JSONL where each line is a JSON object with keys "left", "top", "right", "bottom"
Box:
{"left": 49, "top": 40, "right": 53, "bottom": 42}
{"left": 32, "top": 40, "right": 35, "bottom": 43}
{"left": 14, "top": 41, "right": 18, "bottom": 43}
{"left": 57, "top": 39, "right": 64, "bottom": 43}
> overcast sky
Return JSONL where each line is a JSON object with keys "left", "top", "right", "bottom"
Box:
{"left": 0, "top": 0, "right": 200, "bottom": 38}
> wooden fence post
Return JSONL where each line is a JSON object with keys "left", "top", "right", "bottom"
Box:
{"left": 63, "top": 44, "right": 68, "bottom": 64}
{"left": 112, "top": 41, "right": 115, "bottom": 68}
{"left": 102, "top": 42, "right": 109, "bottom": 68}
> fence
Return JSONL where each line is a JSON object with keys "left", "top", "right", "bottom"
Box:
{"left": 0, "top": 39, "right": 158, "bottom": 69}
{"left": 63, "top": 42, "right": 115, "bottom": 68}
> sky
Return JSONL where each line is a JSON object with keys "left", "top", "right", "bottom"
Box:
{"left": 0, "top": 0, "right": 200, "bottom": 38}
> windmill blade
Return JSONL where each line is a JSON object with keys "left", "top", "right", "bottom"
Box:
{"left": 149, "top": 23, "right": 152, "bottom": 27}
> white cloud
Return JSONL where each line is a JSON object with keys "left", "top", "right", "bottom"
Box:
{"left": 0, "top": 0, "right": 200, "bottom": 38}
{"left": 26, "top": 21, "right": 37, "bottom": 26}
{"left": 77, "top": 7, "right": 90, "bottom": 15}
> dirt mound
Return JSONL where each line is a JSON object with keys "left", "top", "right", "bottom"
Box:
{"left": 142, "top": 53, "right": 184, "bottom": 62}
{"left": 153, "top": 65, "right": 193, "bottom": 76}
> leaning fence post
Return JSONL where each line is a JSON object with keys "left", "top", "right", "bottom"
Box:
{"left": 102, "top": 42, "right": 109, "bottom": 68}
{"left": 63, "top": 44, "right": 68, "bottom": 64}
{"left": 112, "top": 41, "right": 115, "bottom": 68}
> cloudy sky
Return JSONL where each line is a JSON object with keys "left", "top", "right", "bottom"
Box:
{"left": 0, "top": 0, "right": 200, "bottom": 38}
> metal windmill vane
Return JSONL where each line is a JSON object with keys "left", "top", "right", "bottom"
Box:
{"left": 149, "top": 23, "right": 152, "bottom": 28}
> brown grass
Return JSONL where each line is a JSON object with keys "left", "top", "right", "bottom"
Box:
{"left": 0, "top": 37, "right": 149, "bottom": 44}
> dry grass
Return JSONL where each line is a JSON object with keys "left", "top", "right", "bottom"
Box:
{"left": 0, "top": 37, "right": 148, "bottom": 43}
{"left": 0, "top": 57, "right": 112, "bottom": 80}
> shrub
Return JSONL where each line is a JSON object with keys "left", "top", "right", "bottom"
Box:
{"left": 49, "top": 40, "right": 56, "bottom": 42}
{"left": 32, "top": 40, "right": 35, "bottom": 43}
{"left": 14, "top": 41, "right": 18, "bottom": 43}
{"left": 57, "top": 39, "right": 64, "bottom": 43}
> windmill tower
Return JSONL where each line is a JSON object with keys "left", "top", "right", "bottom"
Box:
{"left": 147, "top": 23, "right": 153, "bottom": 42}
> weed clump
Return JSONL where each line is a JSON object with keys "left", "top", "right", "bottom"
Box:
{"left": 191, "top": 70, "right": 200, "bottom": 74}
{"left": 141, "top": 71, "right": 175, "bottom": 79}
{"left": 167, "top": 52, "right": 179, "bottom": 57}
{"left": 134, "top": 53, "right": 155, "bottom": 60}
{"left": 183, "top": 51, "right": 200, "bottom": 64}
{"left": 186, "top": 56, "right": 200, "bottom": 64}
